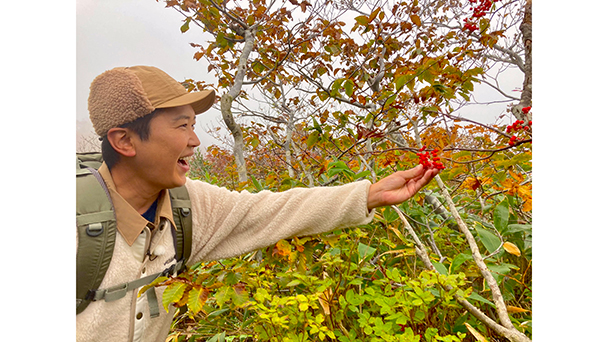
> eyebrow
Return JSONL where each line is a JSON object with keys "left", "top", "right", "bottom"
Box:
{"left": 172, "top": 114, "right": 195, "bottom": 122}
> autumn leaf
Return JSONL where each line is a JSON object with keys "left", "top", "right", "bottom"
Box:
{"left": 368, "top": 7, "right": 382, "bottom": 22}
{"left": 188, "top": 287, "right": 209, "bottom": 315}
{"left": 465, "top": 323, "right": 488, "bottom": 342}
{"left": 503, "top": 242, "right": 521, "bottom": 257}
{"left": 162, "top": 282, "right": 188, "bottom": 311}
{"left": 410, "top": 14, "right": 421, "bottom": 27}
{"left": 273, "top": 239, "right": 292, "bottom": 257}
{"left": 318, "top": 288, "right": 333, "bottom": 316}
{"left": 507, "top": 305, "right": 530, "bottom": 314}
{"left": 522, "top": 199, "right": 532, "bottom": 212}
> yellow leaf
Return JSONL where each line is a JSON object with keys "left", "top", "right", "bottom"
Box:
{"left": 509, "top": 170, "right": 525, "bottom": 183}
{"left": 387, "top": 224, "right": 406, "bottom": 243}
{"left": 507, "top": 305, "right": 530, "bottom": 313}
{"left": 318, "top": 288, "right": 332, "bottom": 316}
{"left": 273, "top": 240, "right": 292, "bottom": 257}
{"left": 410, "top": 14, "right": 421, "bottom": 27}
{"left": 465, "top": 323, "right": 488, "bottom": 342}
{"left": 522, "top": 199, "right": 532, "bottom": 212}
{"left": 503, "top": 242, "right": 521, "bottom": 257}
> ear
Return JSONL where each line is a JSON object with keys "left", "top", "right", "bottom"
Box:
{"left": 106, "top": 127, "right": 137, "bottom": 158}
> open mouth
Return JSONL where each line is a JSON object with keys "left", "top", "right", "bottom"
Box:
{"left": 178, "top": 155, "right": 192, "bottom": 169}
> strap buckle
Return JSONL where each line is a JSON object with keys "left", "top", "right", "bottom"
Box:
{"left": 104, "top": 283, "right": 129, "bottom": 302}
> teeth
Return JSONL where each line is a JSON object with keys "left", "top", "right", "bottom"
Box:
{"left": 179, "top": 156, "right": 192, "bottom": 162}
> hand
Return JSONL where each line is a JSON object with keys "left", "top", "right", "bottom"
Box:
{"left": 367, "top": 165, "right": 440, "bottom": 210}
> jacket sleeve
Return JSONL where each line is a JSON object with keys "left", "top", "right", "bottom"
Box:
{"left": 184, "top": 179, "right": 375, "bottom": 264}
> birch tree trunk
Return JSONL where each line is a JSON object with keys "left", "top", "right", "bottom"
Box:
{"left": 513, "top": 0, "right": 532, "bottom": 123}
{"left": 221, "top": 26, "right": 257, "bottom": 183}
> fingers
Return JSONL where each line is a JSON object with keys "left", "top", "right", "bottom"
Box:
{"left": 396, "top": 164, "right": 426, "bottom": 180}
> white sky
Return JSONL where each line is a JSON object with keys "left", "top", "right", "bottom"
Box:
{"left": 76, "top": 0, "right": 523, "bottom": 150}
{"left": 77, "top": 0, "right": 222, "bottom": 147}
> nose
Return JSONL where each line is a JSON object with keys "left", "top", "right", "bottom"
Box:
{"left": 189, "top": 128, "right": 200, "bottom": 148}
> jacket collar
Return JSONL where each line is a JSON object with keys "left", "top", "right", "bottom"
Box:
{"left": 98, "top": 162, "right": 176, "bottom": 246}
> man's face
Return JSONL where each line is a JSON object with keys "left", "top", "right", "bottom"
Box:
{"left": 131, "top": 104, "right": 200, "bottom": 191}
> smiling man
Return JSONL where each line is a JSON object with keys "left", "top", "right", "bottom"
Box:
{"left": 77, "top": 65, "right": 440, "bottom": 342}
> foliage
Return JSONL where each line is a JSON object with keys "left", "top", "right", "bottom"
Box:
{"left": 152, "top": 0, "right": 532, "bottom": 341}
{"left": 161, "top": 129, "right": 531, "bottom": 341}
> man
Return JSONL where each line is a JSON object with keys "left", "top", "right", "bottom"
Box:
{"left": 77, "top": 65, "right": 440, "bottom": 342}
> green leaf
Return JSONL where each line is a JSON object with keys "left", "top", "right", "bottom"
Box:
{"left": 216, "top": 32, "right": 228, "bottom": 48}
{"left": 306, "top": 131, "right": 320, "bottom": 148}
{"left": 187, "top": 287, "right": 207, "bottom": 316}
{"left": 384, "top": 94, "right": 397, "bottom": 108}
{"left": 252, "top": 61, "right": 266, "bottom": 74}
{"left": 330, "top": 78, "right": 345, "bottom": 97}
{"left": 480, "top": 18, "right": 490, "bottom": 32}
{"left": 286, "top": 279, "right": 302, "bottom": 287}
{"left": 312, "top": 117, "right": 322, "bottom": 132}
{"left": 138, "top": 276, "right": 168, "bottom": 297}
{"left": 327, "top": 161, "right": 354, "bottom": 177}
{"left": 505, "top": 224, "right": 532, "bottom": 235}
{"left": 180, "top": 18, "right": 191, "bottom": 33}
{"left": 162, "top": 282, "right": 188, "bottom": 311}
{"left": 250, "top": 175, "right": 263, "bottom": 192}
{"left": 450, "top": 253, "right": 472, "bottom": 274}
{"left": 209, "top": 7, "right": 220, "bottom": 18}
{"left": 431, "top": 261, "right": 448, "bottom": 275}
{"left": 467, "top": 291, "right": 495, "bottom": 308}
{"left": 474, "top": 225, "right": 502, "bottom": 254}
{"left": 208, "top": 332, "right": 226, "bottom": 342}
{"left": 354, "top": 170, "right": 371, "bottom": 180}
{"left": 343, "top": 79, "right": 355, "bottom": 97}
{"left": 493, "top": 199, "right": 510, "bottom": 233}
{"left": 358, "top": 243, "right": 377, "bottom": 262}
{"left": 394, "top": 74, "right": 407, "bottom": 92}
{"left": 354, "top": 15, "right": 369, "bottom": 26}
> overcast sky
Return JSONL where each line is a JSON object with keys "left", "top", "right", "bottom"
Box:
{"left": 76, "top": 0, "right": 523, "bottom": 150}
{"left": 77, "top": 0, "right": 222, "bottom": 147}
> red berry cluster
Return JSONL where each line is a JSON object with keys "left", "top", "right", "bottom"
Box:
{"left": 469, "top": 0, "right": 497, "bottom": 18}
{"left": 506, "top": 119, "right": 531, "bottom": 146}
{"left": 522, "top": 106, "right": 531, "bottom": 114}
{"left": 417, "top": 146, "right": 445, "bottom": 170}
{"left": 462, "top": 0, "right": 499, "bottom": 32}
{"left": 463, "top": 19, "right": 478, "bottom": 31}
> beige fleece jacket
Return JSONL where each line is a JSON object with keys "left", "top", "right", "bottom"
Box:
{"left": 77, "top": 173, "right": 375, "bottom": 342}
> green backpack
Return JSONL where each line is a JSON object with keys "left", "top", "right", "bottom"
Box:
{"left": 76, "top": 152, "right": 193, "bottom": 315}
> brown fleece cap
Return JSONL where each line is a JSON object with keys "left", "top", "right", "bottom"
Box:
{"left": 88, "top": 65, "right": 216, "bottom": 137}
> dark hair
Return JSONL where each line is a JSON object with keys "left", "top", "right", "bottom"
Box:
{"left": 101, "top": 109, "right": 162, "bottom": 170}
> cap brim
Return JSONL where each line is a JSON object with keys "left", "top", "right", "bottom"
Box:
{"left": 156, "top": 89, "right": 216, "bottom": 115}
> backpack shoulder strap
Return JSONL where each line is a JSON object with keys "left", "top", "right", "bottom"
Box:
{"left": 168, "top": 185, "right": 192, "bottom": 274}
{"left": 76, "top": 156, "right": 116, "bottom": 314}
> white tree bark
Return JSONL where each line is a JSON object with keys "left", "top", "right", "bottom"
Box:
{"left": 221, "top": 26, "right": 258, "bottom": 183}
{"left": 392, "top": 205, "right": 531, "bottom": 342}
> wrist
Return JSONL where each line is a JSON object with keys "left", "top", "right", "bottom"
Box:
{"left": 367, "top": 182, "right": 381, "bottom": 210}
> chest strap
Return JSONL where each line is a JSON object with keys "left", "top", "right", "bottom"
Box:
{"left": 84, "top": 260, "right": 183, "bottom": 318}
